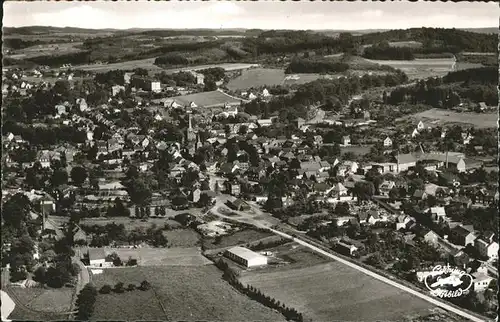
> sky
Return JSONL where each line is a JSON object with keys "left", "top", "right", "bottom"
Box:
{"left": 3, "top": 1, "right": 499, "bottom": 31}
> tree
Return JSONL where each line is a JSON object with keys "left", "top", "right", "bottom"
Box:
{"left": 204, "top": 80, "right": 217, "bottom": 92}
{"left": 51, "top": 168, "right": 68, "bottom": 187}
{"left": 127, "top": 178, "right": 152, "bottom": 206}
{"left": 127, "top": 283, "right": 136, "bottom": 291}
{"left": 70, "top": 166, "right": 88, "bottom": 186}
{"left": 99, "top": 284, "right": 112, "bottom": 294}
{"left": 76, "top": 284, "right": 98, "bottom": 321}
{"left": 33, "top": 266, "right": 47, "bottom": 284}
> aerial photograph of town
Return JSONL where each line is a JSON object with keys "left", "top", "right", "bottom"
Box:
{"left": 1, "top": 1, "right": 498, "bottom": 321}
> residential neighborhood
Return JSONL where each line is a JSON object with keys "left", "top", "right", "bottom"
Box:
{"left": 1, "top": 3, "right": 498, "bottom": 322}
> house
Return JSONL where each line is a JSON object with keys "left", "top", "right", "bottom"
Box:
{"left": 55, "top": 104, "right": 67, "bottom": 116}
{"left": 37, "top": 150, "right": 61, "bottom": 168}
{"left": 383, "top": 137, "right": 392, "bottom": 147}
{"left": 412, "top": 189, "right": 428, "bottom": 201}
{"left": 87, "top": 248, "right": 108, "bottom": 268}
{"left": 428, "top": 207, "right": 447, "bottom": 223}
{"left": 417, "top": 121, "right": 425, "bottom": 131}
{"left": 225, "top": 181, "right": 241, "bottom": 196}
{"left": 262, "top": 88, "right": 270, "bottom": 97}
{"left": 395, "top": 215, "right": 413, "bottom": 230}
{"left": 341, "top": 135, "right": 351, "bottom": 146}
{"left": 335, "top": 240, "right": 359, "bottom": 256}
{"left": 367, "top": 210, "right": 381, "bottom": 225}
{"left": 422, "top": 229, "right": 439, "bottom": 246}
{"left": 450, "top": 225, "right": 476, "bottom": 246}
{"left": 111, "top": 85, "right": 125, "bottom": 96}
{"left": 472, "top": 272, "right": 493, "bottom": 292}
{"left": 474, "top": 239, "right": 498, "bottom": 260}
{"left": 379, "top": 180, "right": 395, "bottom": 196}
{"left": 450, "top": 249, "right": 470, "bottom": 268}
{"left": 227, "top": 198, "right": 251, "bottom": 211}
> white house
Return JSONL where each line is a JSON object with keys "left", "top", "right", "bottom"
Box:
{"left": 262, "top": 88, "right": 270, "bottom": 97}
{"left": 87, "top": 249, "right": 111, "bottom": 268}
{"left": 225, "top": 246, "right": 268, "bottom": 267}
{"left": 341, "top": 135, "right": 351, "bottom": 146}
{"left": 417, "top": 121, "right": 425, "bottom": 130}
{"left": 428, "top": 206, "right": 447, "bottom": 223}
{"left": 151, "top": 81, "right": 161, "bottom": 93}
{"left": 472, "top": 271, "right": 493, "bottom": 292}
{"left": 383, "top": 137, "right": 393, "bottom": 147}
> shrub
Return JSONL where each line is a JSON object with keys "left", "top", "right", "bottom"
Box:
{"left": 126, "top": 257, "right": 138, "bottom": 266}
{"left": 139, "top": 280, "right": 151, "bottom": 291}
{"left": 127, "top": 283, "right": 136, "bottom": 291}
{"left": 76, "top": 284, "right": 97, "bottom": 321}
{"left": 114, "top": 282, "right": 125, "bottom": 293}
{"left": 99, "top": 284, "right": 112, "bottom": 294}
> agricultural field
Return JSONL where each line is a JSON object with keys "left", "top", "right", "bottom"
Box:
{"left": 74, "top": 58, "right": 162, "bottom": 72}
{"left": 404, "top": 108, "right": 497, "bottom": 128}
{"left": 162, "top": 228, "right": 201, "bottom": 247}
{"left": 227, "top": 68, "right": 326, "bottom": 90}
{"left": 94, "top": 246, "right": 212, "bottom": 266}
{"left": 362, "top": 57, "right": 483, "bottom": 79}
{"left": 7, "top": 42, "right": 84, "bottom": 60}
{"left": 239, "top": 261, "right": 434, "bottom": 321}
{"left": 91, "top": 266, "right": 285, "bottom": 321}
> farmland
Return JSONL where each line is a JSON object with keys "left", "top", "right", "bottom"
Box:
{"left": 87, "top": 246, "right": 212, "bottom": 266}
{"left": 403, "top": 108, "right": 497, "bottom": 128}
{"left": 91, "top": 266, "right": 285, "bottom": 321}
{"left": 162, "top": 228, "right": 201, "bottom": 247}
{"left": 239, "top": 261, "right": 434, "bottom": 321}
{"left": 8, "top": 42, "right": 84, "bottom": 60}
{"left": 72, "top": 58, "right": 162, "bottom": 72}
{"left": 362, "top": 57, "right": 483, "bottom": 79}
{"left": 227, "top": 68, "right": 328, "bottom": 90}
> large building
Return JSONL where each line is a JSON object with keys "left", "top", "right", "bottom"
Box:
{"left": 225, "top": 246, "right": 268, "bottom": 267}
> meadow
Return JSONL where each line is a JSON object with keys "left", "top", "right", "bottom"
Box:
{"left": 227, "top": 68, "right": 327, "bottom": 90}
{"left": 91, "top": 266, "right": 285, "bottom": 321}
{"left": 406, "top": 108, "right": 497, "bottom": 128}
{"left": 239, "top": 261, "right": 434, "bottom": 321}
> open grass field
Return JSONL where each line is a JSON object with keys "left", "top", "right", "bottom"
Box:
{"left": 7, "top": 286, "right": 73, "bottom": 313}
{"left": 74, "top": 58, "right": 162, "bottom": 72}
{"left": 203, "top": 228, "right": 275, "bottom": 250}
{"left": 97, "top": 246, "right": 212, "bottom": 266}
{"left": 227, "top": 68, "right": 326, "bottom": 90}
{"left": 240, "top": 261, "right": 434, "bottom": 322}
{"left": 362, "top": 57, "right": 483, "bottom": 80}
{"left": 162, "top": 228, "right": 201, "bottom": 247}
{"left": 91, "top": 266, "right": 285, "bottom": 321}
{"left": 404, "top": 108, "right": 497, "bottom": 128}
{"left": 8, "top": 42, "right": 84, "bottom": 60}
{"left": 340, "top": 145, "right": 373, "bottom": 156}
{"left": 155, "top": 90, "right": 244, "bottom": 108}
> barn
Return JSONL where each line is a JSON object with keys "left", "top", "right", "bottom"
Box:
{"left": 225, "top": 246, "right": 268, "bottom": 268}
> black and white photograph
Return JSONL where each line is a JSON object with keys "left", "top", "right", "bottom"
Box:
{"left": 1, "top": 1, "right": 499, "bottom": 321}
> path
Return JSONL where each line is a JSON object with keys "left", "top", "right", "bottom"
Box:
{"left": 1, "top": 290, "right": 15, "bottom": 322}
{"left": 68, "top": 256, "right": 90, "bottom": 318}
{"left": 208, "top": 197, "right": 487, "bottom": 322}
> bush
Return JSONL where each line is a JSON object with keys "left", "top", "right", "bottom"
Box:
{"left": 114, "top": 282, "right": 125, "bottom": 293}
{"left": 139, "top": 280, "right": 151, "bottom": 291}
{"left": 127, "top": 283, "right": 136, "bottom": 291}
{"left": 76, "top": 284, "right": 97, "bottom": 321}
{"left": 99, "top": 284, "right": 112, "bottom": 294}
{"left": 126, "top": 257, "right": 138, "bottom": 266}
{"left": 33, "top": 266, "right": 47, "bottom": 284}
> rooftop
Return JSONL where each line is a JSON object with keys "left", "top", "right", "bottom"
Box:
{"left": 226, "top": 246, "right": 267, "bottom": 261}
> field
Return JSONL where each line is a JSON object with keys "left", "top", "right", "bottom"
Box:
{"left": 164, "top": 62, "right": 260, "bottom": 74}
{"left": 404, "top": 108, "right": 497, "bottom": 128}
{"left": 91, "top": 266, "right": 285, "bottom": 321}
{"left": 340, "top": 145, "right": 373, "bottom": 156}
{"left": 162, "top": 228, "right": 201, "bottom": 247}
{"left": 362, "top": 57, "right": 483, "bottom": 79}
{"left": 90, "top": 246, "right": 212, "bottom": 266}
{"left": 240, "top": 261, "right": 434, "bottom": 321}
{"left": 155, "top": 90, "right": 244, "bottom": 108}
{"left": 73, "top": 58, "right": 162, "bottom": 72}
{"left": 203, "top": 228, "right": 275, "bottom": 250}
{"left": 7, "top": 42, "right": 84, "bottom": 60}
{"left": 227, "top": 68, "right": 327, "bottom": 90}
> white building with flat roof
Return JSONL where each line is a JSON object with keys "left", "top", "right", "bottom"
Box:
{"left": 225, "top": 246, "right": 268, "bottom": 267}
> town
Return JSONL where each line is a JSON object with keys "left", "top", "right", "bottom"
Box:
{"left": 1, "top": 4, "right": 499, "bottom": 322}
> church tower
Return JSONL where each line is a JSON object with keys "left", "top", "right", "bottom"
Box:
{"left": 186, "top": 113, "right": 196, "bottom": 143}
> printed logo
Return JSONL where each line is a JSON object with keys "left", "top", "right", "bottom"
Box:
{"left": 423, "top": 264, "right": 473, "bottom": 298}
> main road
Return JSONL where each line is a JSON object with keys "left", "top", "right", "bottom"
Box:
{"left": 209, "top": 196, "right": 488, "bottom": 322}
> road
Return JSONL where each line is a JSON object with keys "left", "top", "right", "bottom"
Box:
{"left": 209, "top": 196, "right": 487, "bottom": 322}
{"left": 68, "top": 256, "right": 90, "bottom": 317}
